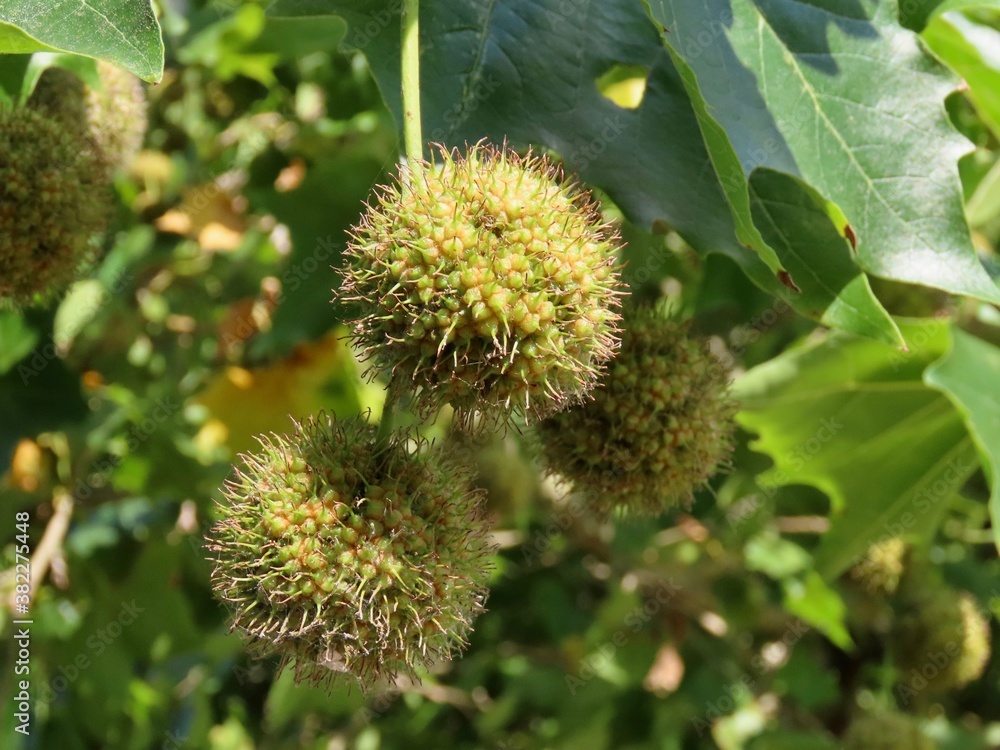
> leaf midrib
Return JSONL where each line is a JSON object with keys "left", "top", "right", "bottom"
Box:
{"left": 747, "top": 3, "right": 944, "bottom": 262}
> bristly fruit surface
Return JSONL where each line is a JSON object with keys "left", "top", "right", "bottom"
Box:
{"left": 843, "top": 711, "right": 935, "bottom": 750}
{"left": 28, "top": 62, "right": 147, "bottom": 179}
{"left": 894, "top": 587, "right": 991, "bottom": 694}
{"left": 849, "top": 537, "right": 907, "bottom": 596}
{"left": 537, "top": 306, "right": 737, "bottom": 516}
{"left": 0, "top": 107, "right": 109, "bottom": 308}
{"left": 340, "top": 142, "right": 624, "bottom": 429}
{"left": 206, "top": 413, "right": 493, "bottom": 691}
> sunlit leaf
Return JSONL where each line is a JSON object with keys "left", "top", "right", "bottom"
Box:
{"left": 0, "top": 0, "right": 163, "bottom": 82}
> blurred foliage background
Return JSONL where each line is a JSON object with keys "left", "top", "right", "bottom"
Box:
{"left": 2, "top": 1, "right": 1000, "bottom": 749}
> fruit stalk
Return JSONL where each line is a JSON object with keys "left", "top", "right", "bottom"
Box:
{"left": 380, "top": 0, "right": 424, "bottom": 437}
{"left": 401, "top": 0, "right": 423, "bottom": 165}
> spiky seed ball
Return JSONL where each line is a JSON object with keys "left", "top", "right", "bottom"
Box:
{"left": 28, "top": 62, "right": 147, "bottom": 178}
{"left": 536, "top": 307, "right": 736, "bottom": 516}
{"left": 340, "top": 143, "right": 624, "bottom": 428}
{"left": 0, "top": 107, "right": 109, "bottom": 307}
{"left": 894, "top": 588, "right": 991, "bottom": 693}
{"left": 849, "top": 538, "right": 907, "bottom": 596}
{"left": 843, "top": 711, "right": 935, "bottom": 750}
{"left": 206, "top": 413, "right": 493, "bottom": 690}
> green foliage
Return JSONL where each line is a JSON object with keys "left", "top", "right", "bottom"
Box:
{"left": 0, "top": 0, "right": 163, "bottom": 83}
{"left": 268, "top": 0, "right": 908, "bottom": 341}
{"left": 734, "top": 320, "right": 982, "bottom": 578}
{"left": 2, "top": 1, "right": 1000, "bottom": 749}
{"left": 646, "top": 0, "right": 1000, "bottom": 305}
{"left": 926, "top": 330, "right": 1000, "bottom": 549}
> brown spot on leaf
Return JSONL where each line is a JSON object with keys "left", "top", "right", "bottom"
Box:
{"left": 844, "top": 223, "right": 857, "bottom": 252}
{"left": 777, "top": 270, "right": 801, "bottom": 293}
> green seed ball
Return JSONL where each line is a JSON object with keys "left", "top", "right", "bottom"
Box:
{"left": 0, "top": 107, "right": 109, "bottom": 307}
{"left": 29, "top": 61, "right": 147, "bottom": 178}
{"left": 843, "top": 711, "right": 935, "bottom": 750}
{"left": 894, "top": 587, "right": 991, "bottom": 694}
{"left": 848, "top": 537, "right": 907, "bottom": 596}
{"left": 206, "top": 413, "right": 494, "bottom": 690}
{"left": 536, "top": 307, "right": 737, "bottom": 516}
{"left": 340, "top": 143, "right": 625, "bottom": 428}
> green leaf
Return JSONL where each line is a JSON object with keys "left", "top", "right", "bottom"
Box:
{"left": 932, "top": 0, "right": 1000, "bottom": 16}
{"left": 925, "top": 330, "right": 1000, "bottom": 553}
{"left": 895, "top": 0, "right": 1000, "bottom": 29}
{"left": 0, "top": 0, "right": 164, "bottom": 82}
{"left": 0, "top": 52, "right": 30, "bottom": 104}
{"left": 734, "top": 321, "right": 978, "bottom": 579}
{"left": 782, "top": 571, "right": 852, "bottom": 649}
{"left": 924, "top": 11, "right": 1000, "bottom": 139}
{"left": 264, "top": 668, "right": 364, "bottom": 732}
{"left": 745, "top": 531, "right": 812, "bottom": 579}
{"left": 967, "top": 155, "right": 1000, "bottom": 227}
{"left": 749, "top": 169, "right": 900, "bottom": 345}
{"left": 0, "top": 21, "right": 58, "bottom": 54}
{"left": 645, "top": 0, "right": 1000, "bottom": 305}
{"left": 268, "top": 0, "right": 900, "bottom": 343}
{"left": 0, "top": 311, "right": 39, "bottom": 374}
{"left": 246, "top": 148, "right": 389, "bottom": 359}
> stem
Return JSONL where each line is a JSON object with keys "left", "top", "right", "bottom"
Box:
{"left": 401, "top": 0, "right": 424, "bottom": 164}
{"left": 375, "top": 0, "right": 420, "bottom": 448}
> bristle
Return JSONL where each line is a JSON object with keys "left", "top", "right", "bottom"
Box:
{"left": 536, "top": 305, "right": 737, "bottom": 516}
{"left": 0, "top": 107, "right": 110, "bottom": 307}
{"left": 206, "top": 413, "right": 494, "bottom": 692}
{"left": 338, "top": 142, "right": 626, "bottom": 429}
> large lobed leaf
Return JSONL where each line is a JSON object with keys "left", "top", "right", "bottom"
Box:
{"left": 926, "top": 329, "right": 1000, "bottom": 552}
{"left": 0, "top": 0, "right": 163, "bottom": 82}
{"left": 734, "top": 321, "right": 984, "bottom": 578}
{"left": 645, "top": 0, "right": 1000, "bottom": 305}
{"left": 268, "top": 0, "right": 899, "bottom": 344}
